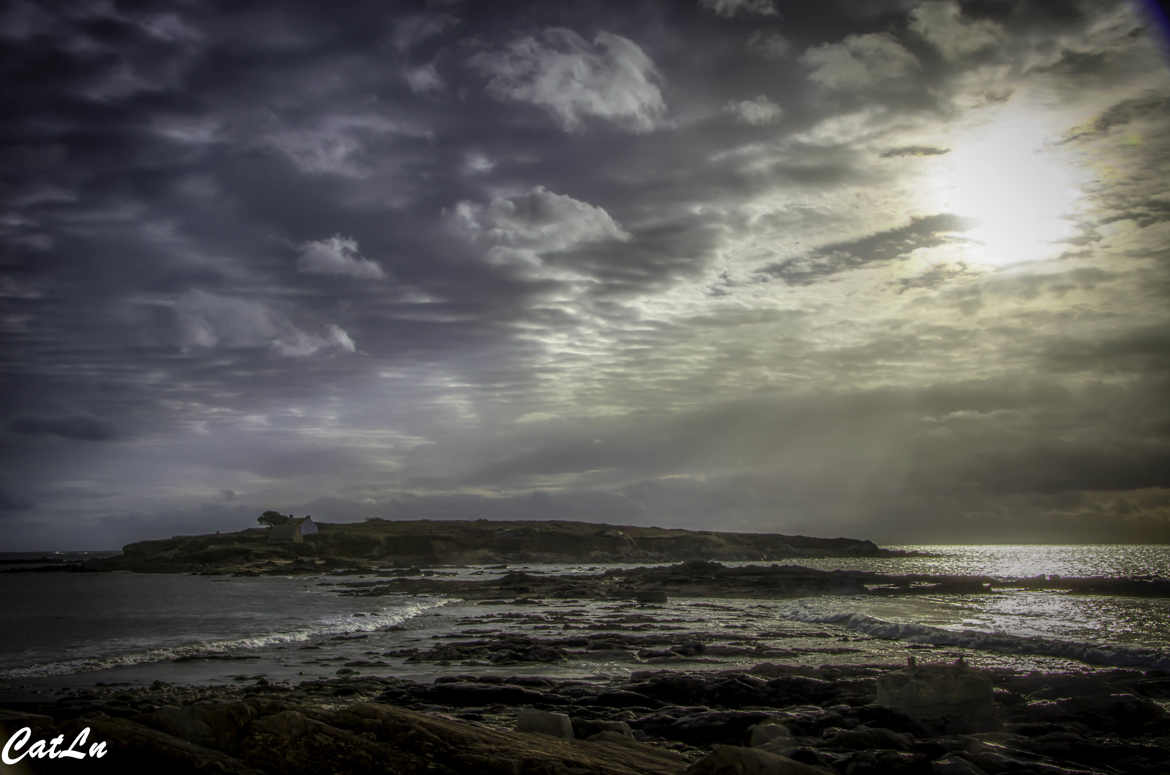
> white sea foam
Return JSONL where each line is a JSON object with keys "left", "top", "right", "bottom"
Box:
{"left": 0, "top": 598, "right": 451, "bottom": 680}
{"left": 780, "top": 607, "right": 1170, "bottom": 670}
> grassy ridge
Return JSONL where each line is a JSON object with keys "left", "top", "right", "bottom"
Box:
{"left": 89, "top": 518, "right": 889, "bottom": 574}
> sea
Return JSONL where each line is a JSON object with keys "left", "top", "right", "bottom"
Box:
{"left": 2, "top": 545, "right": 1169, "bottom": 698}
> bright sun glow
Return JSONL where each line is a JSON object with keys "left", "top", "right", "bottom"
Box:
{"left": 924, "top": 106, "right": 1092, "bottom": 266}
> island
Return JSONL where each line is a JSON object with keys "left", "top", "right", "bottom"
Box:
{"left": 84, "top": 518, "right": 900, "bottom": 575}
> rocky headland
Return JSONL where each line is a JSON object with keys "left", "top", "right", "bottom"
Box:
{"left": 80, "top": 519, "right": 902, "bottom": 575}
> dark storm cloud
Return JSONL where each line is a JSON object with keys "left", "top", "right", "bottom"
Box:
{"left": 1042, "top": 325, "right": 1170, "bottom": 374}
{"left": 894, "top": 262, "right": 970, "bottom": 293}
{"left": 880, "top": 145, "right": 950, "bottom": 157}
{"left": 0, "top": 490, "right": 34, "bottom": 513}
{"left": 9, "top": 415, "right": 119, "bottom": 442}
{"left": 1101, "top": 199, "right": 1170, "bottom": 228}
{"left": 378, "top": 371, "right": 1170, "bottom": 541}
{"left": 758, "top": 214, "right": 974, "bottom": 285}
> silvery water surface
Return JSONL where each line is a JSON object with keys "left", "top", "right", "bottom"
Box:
{"left": 2, "top": 545, "right": 1168, "bottom": 696}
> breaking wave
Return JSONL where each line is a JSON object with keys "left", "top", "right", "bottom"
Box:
{"left": 781, "top": 607, "right": 1170, "bottom": 671}
{"left": 0, "top": 598, "right": 451, "bottom": 680}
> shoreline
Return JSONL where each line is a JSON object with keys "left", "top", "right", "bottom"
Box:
{"left": 6, "top": 561, "right": 1170, "bottom": 690}
{"left": 4, "top": 557, "right": 1170, "bottom": 771}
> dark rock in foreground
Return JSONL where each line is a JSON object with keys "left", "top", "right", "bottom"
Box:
{"left": 0, "top": 701, "right": 686, "bottom": 775}
{"left": 4, "top": 662, "right": 1169, "bottom": 773}
{"left": 875, "top": 661, "right": 997, "bottom": 734}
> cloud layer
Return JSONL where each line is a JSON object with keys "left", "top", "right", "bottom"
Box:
{"left": 2, "top": 0, "right": 1169, "bottom": 549}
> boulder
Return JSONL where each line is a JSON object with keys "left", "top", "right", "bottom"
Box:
{"left": 516, "top": 708, "right": 574, "bottom": 739}
{"left": 574, "top": 718, "right": 634, "bottom": 739}
{"left": 749, "top": 722, "right": 792, "bottom": 746}
{"left": 1021, "top": 692, "right": 1167, "bottom": 733}
{"left": 874, "top": 662, "right": 997, "bottom": 733}
{"left": 136, "top": 700, "right": 259, "bottom": 751}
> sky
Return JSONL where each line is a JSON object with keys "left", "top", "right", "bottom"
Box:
{"left": 3, "top": 0, "right": 1170, "bottom": 550}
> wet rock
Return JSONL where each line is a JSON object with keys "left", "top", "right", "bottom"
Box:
{"left": 574, "top": 718, "right": 634, "bottom": 739}
{"left": 589, "top": 729, "right": 642, "bottom": 745}
{"left": 930, "top": 756, "right": 988, "bottom": 775}
{"left": 0, "top": 708, "right": 54, "bottom": 726}
{"left": 404, "top": 633, "right": 569, "bottom": 665}
{"left": 634, "top": 708, "right": 778, "bottom": 746}
{"left": 1021, "top": 692, "right": 1168, "bottom": 733}
{"left": 854, "top": 703, "right": 931, "bottom": 736}
{"left": 417, "top": 680, "right": 562, "bottom": 707}
{"left": 626, "top": 672, "right": 716, "bottom": 704}
{"left": 875, "top": 662, "right": 998, "bottom": 733}
{"left": 821, "top": 725, "right": 912, "bottom": 751}
{"left": 706, "top": 674, "right": 773, "bottom": 706}
{"left": 683, "top": 744, "right": 835, "bottom": 774}
{"left": 516, "top": 708, "right": 574, "bottom": 739}
{"left": 589, "top": 689, "right": 661, "bottom": 708}
{"left": 765, "top": 676, "right": 841, "bottom": 706}
{"left": 958, "top": 736, "right": 1102, "bottom": 775}
{"left": 136, "top": 700, "right": 260, "bottom": 751}
{"left": 769, "top": 706, "right": 848, "bottom": 737}
{"left": 749, "top": 721, "right": 792, "bottom": 746}
{"left": 840, "top": 749, "right": 926, "bottom": 774}
{"left": 74, "top": 714, "right": 261, "bottom": 773}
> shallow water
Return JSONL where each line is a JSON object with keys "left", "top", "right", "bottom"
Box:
{"left": 1, "top": 545, "right": 1168, "bottom": 694}
{"left": 790, "top": 544, "right": 1170, "bottom": 578}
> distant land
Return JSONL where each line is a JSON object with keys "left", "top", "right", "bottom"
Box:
{"left": 78, "top": 519, "right": 900, "bottom": 574}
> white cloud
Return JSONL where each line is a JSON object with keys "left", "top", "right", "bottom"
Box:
{"left": 699, "top": 0, "right": 778, "bottom": 18}
{"left": 910, "top": 1, "right": 1003, "bottom": 62}
{"left": 173, "top": 290, "right": 355, "bottom": 357}
{"left": 801, "top": 33, "right": 920, "bottom": 91}
{"left": 326, "top": 323, "right": 356, "bottom": 353}
{"left": 463, "top": 151, "right": 494, "bottom": 175}
{"left": 451, "top": 186, "right": 629, "bottom": 269}
{"left": 151, "top": 116, "right": 222, "bottom": 145}
{"left": 404, "top": 63, "right": 444, "bottom": 94}
{"left": 297, "top": 235, "right": 386, "bottom": 279}
{"left": 470, "top": 28, "right": 665, "bottom": 133}
{"left": 266, "top": 114, "right": 429, "bottom": 178}
{"left": 726, "top": 95, "right": 783, "bottom": 125}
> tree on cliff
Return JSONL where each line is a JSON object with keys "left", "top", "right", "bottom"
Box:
{"left": 258, "top": 510, "right": 290, "bottom": 527}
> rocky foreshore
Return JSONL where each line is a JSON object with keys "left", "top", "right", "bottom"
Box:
{"left": 335, "top": 560, "right": 1170, "bottom": 603}
{"left": 3, "top": 662, "right": 1168, "bottom": 774}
